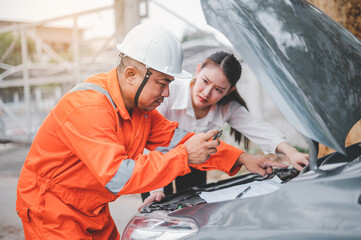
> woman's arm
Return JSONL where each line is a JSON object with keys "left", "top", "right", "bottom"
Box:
{"left": 228, "top": 103, "right": 309, "bottom": 170}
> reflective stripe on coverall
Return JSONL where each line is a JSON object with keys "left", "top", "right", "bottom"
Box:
{"left": 16, "top": 68, "right": 244, "bottom": 239}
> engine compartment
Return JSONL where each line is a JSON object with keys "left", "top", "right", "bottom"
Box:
{"left": 141, "top": 167, "right": 299, "bottom": 213}
{"left": 141, "top": 142, "right": 361, "bottom": 213}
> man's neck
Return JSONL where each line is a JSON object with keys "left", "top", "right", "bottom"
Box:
{"left": 117, "top": 68, "right": 135, "bottom": 115}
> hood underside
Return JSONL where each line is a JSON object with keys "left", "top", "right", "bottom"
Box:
{"left": 201, "top": 0, "right": 361, "bottom": 153}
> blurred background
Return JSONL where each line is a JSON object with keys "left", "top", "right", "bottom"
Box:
{"left": 0, "top": 0, "right": 313, "bottom": 149}
{"left": 0, "top": 0, "right": 360, "bottom": 239}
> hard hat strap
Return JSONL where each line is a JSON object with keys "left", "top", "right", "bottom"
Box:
{"left": 134, "top": 68, "right": 152, "bottom": 107}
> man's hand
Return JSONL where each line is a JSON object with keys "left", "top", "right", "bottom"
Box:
{"left": 184, "top": 130, "right": 220, "bottom": 165}
{"left": 138, "top": 191, "right": 165, "bottom": 212}
{"left": 237, "top": 152, "right": 288, "bottom": 176}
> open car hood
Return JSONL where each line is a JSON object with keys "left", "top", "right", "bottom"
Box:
{"left": 201, "top": 0, "right": 361, "bottom": 153}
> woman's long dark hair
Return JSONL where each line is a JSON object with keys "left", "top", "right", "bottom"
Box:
{"left": 200, "top": 51, "right": 250, "bottom": 150}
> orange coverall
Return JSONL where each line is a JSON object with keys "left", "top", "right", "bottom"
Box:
{"left": 16, "top": 68, "right": 243, "bottom": 239}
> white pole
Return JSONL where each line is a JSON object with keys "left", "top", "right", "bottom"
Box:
{"left": 20, "top": 27, "right": 32, "bottom": 141}
{"left": 73, "top": 16, "right": 81, "bottom": 84}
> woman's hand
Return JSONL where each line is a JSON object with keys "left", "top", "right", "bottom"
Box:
{"left": 286, "top": 151, "right": 309, "bottom": 171}
{"left": 276, "top": 142, "right": 309, "bottom": 171}
{"left": 237, "top": 152, "right": 288, "bottom": 176}
{"left": 138, "top": 191, "right": 165, "bottom": 212}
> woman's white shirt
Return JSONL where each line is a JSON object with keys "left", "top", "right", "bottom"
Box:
{"left": 157, "top": 78, "right": 287, "bottom": 154}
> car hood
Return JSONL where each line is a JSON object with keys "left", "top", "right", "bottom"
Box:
{"left": 200, "top": 0, "right": 361, "bottom": 153}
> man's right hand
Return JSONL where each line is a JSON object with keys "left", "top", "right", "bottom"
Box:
{"left": 184, "top": 130, "right": 220, "bottom": 165}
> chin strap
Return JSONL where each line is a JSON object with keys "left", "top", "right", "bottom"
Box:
{"left": 134, "top": 68, "right": 152, "bottom": 107}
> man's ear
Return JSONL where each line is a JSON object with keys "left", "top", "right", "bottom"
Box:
{"left": 124, "top": 66, "right": 137, "bottom": 85}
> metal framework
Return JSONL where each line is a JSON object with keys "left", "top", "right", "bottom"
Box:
{"left": 0, "top": 0, "right": 216, "bottom": 144}
{"left": 0, "top": 5, "right": 117, "bottom": 143}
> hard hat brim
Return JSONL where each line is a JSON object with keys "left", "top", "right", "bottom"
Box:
{"left": 117, "top": 43, "right": 192, "bottom": 79}
{"left": 172, "top": 70, "right": 192, "bottom": 79}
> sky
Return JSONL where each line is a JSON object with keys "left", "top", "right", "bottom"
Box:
{"left": 0, "top": 0, "right": 231, "bottom": 43}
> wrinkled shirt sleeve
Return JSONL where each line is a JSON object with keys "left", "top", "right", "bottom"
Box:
{"left": 228, "top": 103, "right": 287, "bottom": 154}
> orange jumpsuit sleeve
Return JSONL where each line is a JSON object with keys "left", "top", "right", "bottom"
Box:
{"left": 191, "top": 140, "right": 243, "bottom": 176}
{"left": 145, "top": 110, "right": 244, "bottom": 177}
{"left": 57, "top": 105, "right": 191, "bottom": 195}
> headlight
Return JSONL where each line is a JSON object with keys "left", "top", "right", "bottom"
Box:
{"left": 122, "top": 211, "right": 199, "bottom": 240}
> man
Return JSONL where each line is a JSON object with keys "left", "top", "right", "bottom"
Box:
{"left": 16, "top": 23, "right": 286, "bottom": 239}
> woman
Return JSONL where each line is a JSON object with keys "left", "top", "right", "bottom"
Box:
{"left": 140, "top": 51, "right": 309, "bottom": 206}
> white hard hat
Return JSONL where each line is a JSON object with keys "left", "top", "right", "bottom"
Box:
{"left": 117, "top": 23, "right": 192, "bottom": 79}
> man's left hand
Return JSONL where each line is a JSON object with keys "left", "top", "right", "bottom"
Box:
{"left": 237, "top": 152, "right": 288, "bottom": 176}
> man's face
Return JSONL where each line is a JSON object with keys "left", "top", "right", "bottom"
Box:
{"left": 137, "top": 69, "right": 174, "bottom": 111}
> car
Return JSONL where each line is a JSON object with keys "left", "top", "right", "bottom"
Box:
{"left": 121, "top": 0, "right": 361, "bottom": 239}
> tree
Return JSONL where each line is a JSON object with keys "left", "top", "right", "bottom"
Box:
{"left": 306, "top": 0, "right": 361, "bottom": 156}
{"left": 0, "top": 32, "right": 35, "bottom": 73}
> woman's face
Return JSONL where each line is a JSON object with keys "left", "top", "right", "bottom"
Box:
{"left": 192, "top": 64, "right": 233, "bottom": 109}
